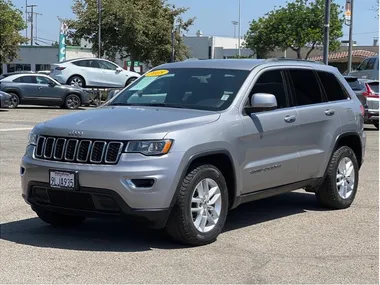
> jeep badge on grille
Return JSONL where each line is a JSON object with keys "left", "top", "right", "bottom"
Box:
{"left": 68, "top": 130, "right": 83, "bottom": 137}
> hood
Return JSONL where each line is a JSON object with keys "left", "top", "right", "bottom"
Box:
{"left": 35, "top": 106, "right": 220, "bottom": 140}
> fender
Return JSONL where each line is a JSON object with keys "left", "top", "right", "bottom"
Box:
{"left": 168, "top": 149, "right": 238, "bottom": 209}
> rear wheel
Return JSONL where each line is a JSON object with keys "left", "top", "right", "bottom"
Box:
{"left": 64, "top": 94, "right": 81, "bottom": 109}
{"left": 8, "top": 93, "right": 19, "bottom": 109}
{"left": 67, "top": 75, "right": 85, "bottom": 87}
{"left": 165, "top": 164, "right": 229, "bottom": 246}
{"left": 36, "top": 209, "right": 86, "bottom": 227}
{"left": 315, "top": 146, "right": 359, "bottom": 209}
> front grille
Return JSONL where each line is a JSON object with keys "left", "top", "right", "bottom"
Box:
{"left": 35, "top": 136, "right": 124, "bottom": 165}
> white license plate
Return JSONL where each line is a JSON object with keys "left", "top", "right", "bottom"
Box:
{"left": 50, "top": 170, "right": 76, "bottom": 189}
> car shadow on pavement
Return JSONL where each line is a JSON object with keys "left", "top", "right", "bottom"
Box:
{"left": 0, "top": 191, "right": 326, "bottom": 252}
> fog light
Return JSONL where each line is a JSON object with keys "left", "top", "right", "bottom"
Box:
{"left": 20, "top": 167, "right": 25, "bottom": 176}
{"left": 126, "top": 178, "right": 155, "bottom": 189}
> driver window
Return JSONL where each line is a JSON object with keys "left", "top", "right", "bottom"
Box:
{"left": 99, "top": 60, "right": 117, "bottom": 70}
{"left": 248, "top": 70, "right": 288, "bottom": 109}
{"left": 36, "top": 76, "right": 51, "bottom": 85}
{"left": 357, "top": 59, "right": 369, "bottom": 71}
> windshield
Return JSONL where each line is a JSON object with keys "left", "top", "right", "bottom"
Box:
{"left": 107, "top": 68, "right": 250, "bottom": 111}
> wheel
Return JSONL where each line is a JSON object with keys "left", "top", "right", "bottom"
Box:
{"left": 125, "top": 77, "right": 137, "bottom": 87}
{"left": 316, "top": 146, "right": 359, "bottom": 209}
{"left": 36, "top": 209, "right": 86, "bottom": 227}
{"left": 8, "top": 93, "right": 19, "bottom": 109}
{"left": 165, "top": 164, "right": 229, "bottom": 246}
{"left": 64, "top": 94, "right": 81, "bottom": 109}
{"left": 374, "top": 123, "right": 379, "bottom": 130}
{"left": 67, "top": 75, "right": 85, "bottom": 87}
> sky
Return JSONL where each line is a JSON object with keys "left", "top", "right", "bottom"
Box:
{"left": 12, "top": 0, "right": 380, "bottom": 46}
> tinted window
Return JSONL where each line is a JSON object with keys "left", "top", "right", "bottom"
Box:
{"left": 17, "top": 76, "right": 37, "bottom": 84}
{"left": 317, "top": 72, "right": 348, "bottom": 101}
{"left": 250, "top": 70, "right": 288, "bottom": 108}
{"left": 288, "top": 69, "right": 323, "bottom": 105}
{"left": 357, "top": 59, "right": 369, "bottom": 71}
{"left": 367, "top": 58, "right": 376, "bottom": 70}
{"left": 346, "top": 78, "right": 364, "bottom": 91}
{"left": 72, "top": 60, "right": 87, "bottom": 67}
{"left": 99, "top": 60, "right": 118, "bottom": 70}
{"left": 368, "top": 82, "right": 379, "bottom": 93}
{"left": 109, "top": 68, "right": 249, "bottom": 111}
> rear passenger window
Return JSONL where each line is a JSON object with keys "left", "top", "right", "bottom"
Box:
{"left": 288, "top": 69, "right": 323, "bottom": 106}
{"left": 249, "top": 70, "right": 288, "bottom": 108}
{"left": 317, "top": 72, "right": 348, "bottom": 101}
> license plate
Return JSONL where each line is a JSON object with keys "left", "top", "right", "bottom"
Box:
{"left": 49, "top": 170, "right": 76, "bottom": 190}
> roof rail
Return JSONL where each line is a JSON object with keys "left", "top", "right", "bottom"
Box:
{"left": 265, "top": 58, "right": 325, "bottom": 64}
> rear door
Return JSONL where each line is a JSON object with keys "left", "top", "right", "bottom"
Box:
{"left": 240, "top": 68, "right": 302, "bottom": 193}
{"left": 14, "top": 75, "right": 39, "bottom": 103}
{"left": 286, "top": 68, "right": 343, "bottom": 180}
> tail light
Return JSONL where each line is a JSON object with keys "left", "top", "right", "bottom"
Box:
{"left": 363, "top": 83, "right": 379, "bottom": 98}
{"left": 360, "top": 104, "right": 365, "bottom": 116}
{"left": 55, "top": 66, "right": 66, "bottom": 71}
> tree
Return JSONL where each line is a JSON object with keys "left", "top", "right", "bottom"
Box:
{"left": 244, "top": 0, "right": 344, "bottom": 59}
{"left": 0, "top": 0, "right": 28, "bottom": 64}
{"left": 66, "top": 0, "right": 195, "bottom": 68}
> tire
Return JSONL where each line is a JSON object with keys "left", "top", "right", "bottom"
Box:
{"left": 374, "top": 123, "right": 379, "bottom": 130}
{"left": 125, "top": 77, "right": 137, "bottom": 87}
{"left": 67, "top": 75, "right": 85, "bottom": 87}
{"left": 8, "top": 93, "right": 19, "bottom": 109}
{"left": 36, "top": 209, "right": 86, "bottom": 227}
{"left": 64, "top": 94, "right": 81, "bottom": 109}
{"left": 165, "top": 164, "right": 229, "bottom": 246}
{"left": 315, "top": 146, "right": 359, "bottom": 209}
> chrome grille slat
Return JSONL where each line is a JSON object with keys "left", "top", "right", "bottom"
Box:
{"left": 34, "top": 136, "right": 123, "bottom": 165}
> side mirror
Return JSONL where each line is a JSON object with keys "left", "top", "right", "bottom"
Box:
{"left": 244, "top": 93, "right": 277, "bottom": 114}
{"left": 48, "top": 81, "right": 56, "bottom": 87}
{"left": 116, "top": 67, "right": 123, "bottom": 72}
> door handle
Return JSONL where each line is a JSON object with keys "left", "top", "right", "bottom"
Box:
{"left": 284, "top": 115, "right": 296, "bottom": 123}
{"left": 325, "top": 109, "right": 335, "bottom": 116}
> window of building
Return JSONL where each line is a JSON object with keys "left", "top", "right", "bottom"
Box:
{"left": 288, "top": 69, "right": 324, "bottom": 106}
{"left": 317, "top": 71, "right": 349, "bottom": 101}
{"left": 36, "top": 64, "right": 51, "bottom": 71}
{"left": 7, "top": 64, "right": 31, "bottom": 73}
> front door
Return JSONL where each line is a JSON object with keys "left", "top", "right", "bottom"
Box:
{"left": 239, "top": 68, "right": 301, "bottom": 194}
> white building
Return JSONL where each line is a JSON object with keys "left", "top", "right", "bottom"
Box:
{"left": 1, "top": 46, "right": 95, "bottom": 74}
{"left": 183, "top": 31, "right": 254, "bottom": 59}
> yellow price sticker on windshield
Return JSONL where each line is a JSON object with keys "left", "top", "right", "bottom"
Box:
{"left": 145, "top": 69, "right": 169, "bottom": 77}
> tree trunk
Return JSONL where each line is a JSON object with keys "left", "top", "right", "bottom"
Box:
{"left": 130, "top": 57, "right": 135, "bottom": 72}
{"left": 296, "top": 49, "right": 301, "bottom": 59}
{"left": 305, "top": 43, "right": 316, "bottom": 60}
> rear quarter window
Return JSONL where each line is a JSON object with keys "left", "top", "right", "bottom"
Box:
{"left": 317, "top": 71, "right": 349, "bottom": 101}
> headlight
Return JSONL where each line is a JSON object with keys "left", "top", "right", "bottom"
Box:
{"left": 28, "top": 131, "right": 38, "bottom": 146}
{"left": 125, "top": 140, "right": 173, "bottom": 156}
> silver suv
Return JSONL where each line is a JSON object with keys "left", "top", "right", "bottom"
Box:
{"left": 21, "top": 59, "right": 366, "bottom": 246}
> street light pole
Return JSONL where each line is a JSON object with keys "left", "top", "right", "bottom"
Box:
{"left": 323, "top": 0, "right": 331, "bottom": 64}
{"left": 232, "top": 21, "right": 238, "bottom": 38}
{"left": 98, "top": 0, "right": 101, "bottom": 58}
{"left": 347, "top": 0, "right": 354, "bottom": 73}
{"left": 238, "top": 0, "right": 241, "bottom": 57}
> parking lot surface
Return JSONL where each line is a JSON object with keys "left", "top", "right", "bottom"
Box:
{"left": 0, "top": 107, "right": 379, "bottom": 284}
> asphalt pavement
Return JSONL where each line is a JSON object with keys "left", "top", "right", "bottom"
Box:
{"left": 0, "top": 106, "right": 378, "bottom": 284}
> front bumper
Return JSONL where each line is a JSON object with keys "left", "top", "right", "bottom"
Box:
{"left": 21, "top": 146, "right": 186, "bottom": 226}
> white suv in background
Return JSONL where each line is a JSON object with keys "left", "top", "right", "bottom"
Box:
{"left": 50, "top": 58, "right": 141, "bottom": 88}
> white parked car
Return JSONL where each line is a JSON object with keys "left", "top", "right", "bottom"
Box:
{"left": 50, "top": 58, "right": 141, "bottom": 88}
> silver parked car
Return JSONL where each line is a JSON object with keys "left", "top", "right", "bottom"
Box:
{"left": 348, "top": 56, "right": 379, "bottom": 80}
{"left": 21, "top": 59, "right": 366, "bottom": 245}
{"left": 0, "top": 91, "right": 11, "bottom": 109}
{"left": 0, "top": 73, "right": 90, "bottom": 109}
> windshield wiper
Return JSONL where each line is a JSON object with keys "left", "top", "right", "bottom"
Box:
{"left": 108, "top": 102, "right": 186, "bottom": 108}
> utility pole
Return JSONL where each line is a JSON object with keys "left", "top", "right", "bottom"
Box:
{"left": 238, "top": 0, "right": 241, "bottom": 57}
{"left": 27, "top": 4, "right": 37, "bottom": 46}
{"left": 323, "top": 0, "right": 331, "bottom": 64}
{"left": 347, "top": 0, "right": 354, "bottom": 73}
{"left": 232, "top": 21, "right": 238, "bottom": 38}
{"left": 25, "top": 0, "right": 28, "bottom": 40}
{"left": 98, "top": 0, "right": 101, "bottom": 58}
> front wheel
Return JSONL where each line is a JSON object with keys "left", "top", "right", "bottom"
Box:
{"left": 36, "top": 209, "right": 86, "bottom": 227}
{"left": 315, "top": 146, "right": 359, "bottom": 209}
{"left": 165, "top": 164, "right": 229, "bottom": 246}
{"left": 125, "top": 77, "right": 137, "bottom": 87}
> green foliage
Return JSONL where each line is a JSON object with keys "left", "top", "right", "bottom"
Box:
{"left": 244, "top": 0, "right": 344, "bottom": 59}
{"left": 67, "top": 0, "right": 195, "bottom": 67}
{"left": 0, "top": 0, "right": 28, "bottom": 64}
